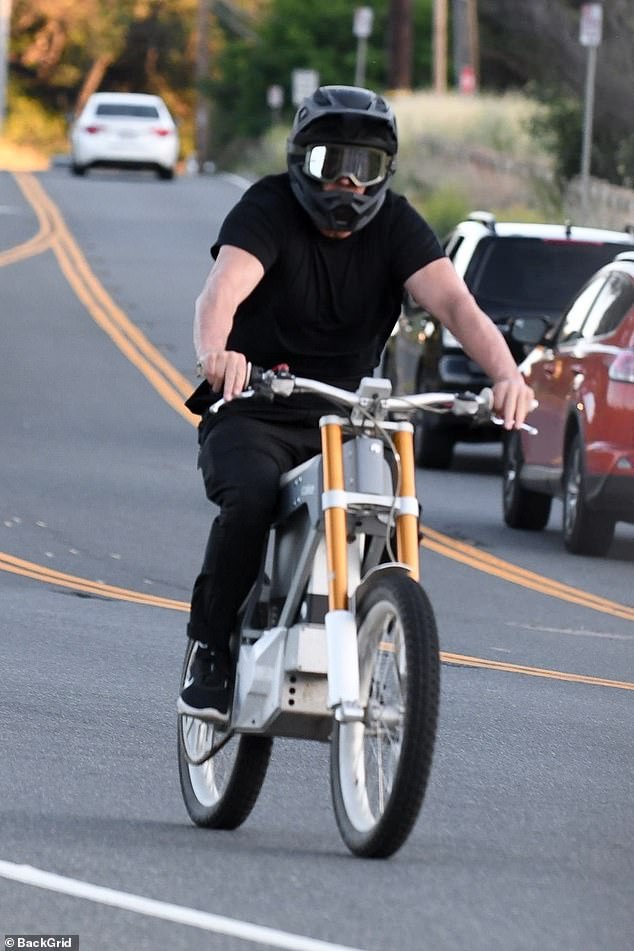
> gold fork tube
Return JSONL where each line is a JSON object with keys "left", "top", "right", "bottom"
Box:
{"left": 320, "top": 421, "right": 348, "bottom": 610}
{"left": 393, "top": 428, "right": 420, "bottom": 582}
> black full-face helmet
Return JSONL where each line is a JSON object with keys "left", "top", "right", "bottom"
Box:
{"left": 287, "top": 85, "right": 398, "bottom": 234}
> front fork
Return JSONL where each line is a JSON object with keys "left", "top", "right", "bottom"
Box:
{"left": 319, "top": 418, "right": 419, "bottom": 720}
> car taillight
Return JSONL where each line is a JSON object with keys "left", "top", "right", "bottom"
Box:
{"left": 83, "top": 124, "right": 105, "bottom": 134}
{"left": 152, "top": 127, "right": 172, "bottom": 137}
{"left": 608, "top": 351, "right": 634, "bottom": 383}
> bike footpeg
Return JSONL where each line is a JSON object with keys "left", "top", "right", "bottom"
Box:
{"left": 334, "top": 701, "right": 365, "bottom": 723}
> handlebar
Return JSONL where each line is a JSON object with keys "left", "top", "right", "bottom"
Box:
{"left": 211, "top": 364, "right": 500, "bottom": 424}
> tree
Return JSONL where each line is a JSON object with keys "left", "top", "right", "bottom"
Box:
{"left": 478, "top": 0, "right": 634, "bottom": 185}
{"left": 208, "top": 0, "right": 433, "bottom": 153}
{"left": 10, "top": 0, "right": 197, "bottom": 118}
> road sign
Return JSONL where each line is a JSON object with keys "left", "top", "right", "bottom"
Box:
{"left": 579, "top": 4, "right": 603, "bottom": 47}
{"left": 353, "top": 7, "right": 374, "bottom": 39}
{"left": 291, "top": 69, "right": 320, "bottom": 107}
{"left": 459, "top": 65, "right": 476, "bottom": 95}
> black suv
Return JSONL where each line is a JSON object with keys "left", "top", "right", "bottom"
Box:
{"left": 384, "top": 212, "right": 634, "bottom": 468}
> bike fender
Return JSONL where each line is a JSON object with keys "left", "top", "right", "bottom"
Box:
{"left": 350, "top": 562, "right": 412, "bottom": 614}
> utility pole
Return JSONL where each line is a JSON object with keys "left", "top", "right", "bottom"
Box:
{"left": 466, "top": 0, "right": 480, "bottom": 89}
{"left": 195, "top": 0, "right": 212, "bottom": 172}
{"left": 388, "top": 0, "right": 413, "bottom": 90}
{"left": 433, "top": 0, "right": 448, "bottom": 93}
{"left": 0, "top": 0, "right": 12, "bottom": 135}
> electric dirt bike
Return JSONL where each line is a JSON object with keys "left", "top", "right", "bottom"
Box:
{"left": 177, "top": 368, "right": 494, "bottom": 858}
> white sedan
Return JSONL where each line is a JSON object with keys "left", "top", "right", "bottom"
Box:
{"left": 70, "top": 92, "right": 179, "bottom": 180}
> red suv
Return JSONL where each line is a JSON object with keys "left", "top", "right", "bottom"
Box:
{"left": 503, "top": 251, "right": 634, "bottom": 556}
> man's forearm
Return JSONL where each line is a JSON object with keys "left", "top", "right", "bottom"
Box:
{"left": 194, "top": 281, "right": 235, "bottom": 360}
{"left": 452, "top": 301, "right": 521, "bottom": 384}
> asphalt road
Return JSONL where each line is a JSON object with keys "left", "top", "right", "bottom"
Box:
{"left": 0, "top": 166, "right": 632, "bottom": 951}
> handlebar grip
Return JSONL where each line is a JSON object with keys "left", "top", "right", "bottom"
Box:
{"left": 245, "top": 363, "right": 264, "bottom": 388}
{"left": 479, "top": 387, "right": 494, "bottom": 411}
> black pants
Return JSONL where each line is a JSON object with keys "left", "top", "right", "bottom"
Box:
{"left": 186, "top": 404, "right": 325, "bottom": 659}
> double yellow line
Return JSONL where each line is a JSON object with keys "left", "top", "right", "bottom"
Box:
{"left": 0, "top": 176, "right": 53, "bottom": 266}
{"left": 2, "top": 550, "right": 632, "bottom": 691}
{"left": 2, "top": 171, "right": 633, "bottom": 693}
{"left": 4, "top": 173, "right": 194, "bottom": 423}
{"left": 0, "top": 551, "right": 187, "bottom": 612}
{"left": 423, "top": 526, "right": 634, "bottom": 622}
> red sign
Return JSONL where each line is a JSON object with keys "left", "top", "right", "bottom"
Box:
{"left": 459, "top": 66, "right": 476, "bottom": 95}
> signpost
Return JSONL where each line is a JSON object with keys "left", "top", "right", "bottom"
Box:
{"left": 291, "top": 68, "right": 320, "bottom": 107}
{"left": 353, "top": 7, "right": 374, "bottom": 88}
{"left": 267, "top": 84, "right": 284, "bottom": 124}
{"left": 579, "top": 3, "right": 603, "bottom": 215}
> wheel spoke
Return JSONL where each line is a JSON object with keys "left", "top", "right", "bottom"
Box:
{"left": 360, "top": 606, "right": 406, "bottom": 820}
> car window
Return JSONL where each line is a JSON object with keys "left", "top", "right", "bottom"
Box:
{"left": 580, "top": 272, "right": 634, "bottom": 339}
{"left": 95, "top": 104, "right": 161, "bottom": 119}
{"left": 556, "top": 276, "right": 606, "bottom": 344}
{"left": 465, "top": 237, "right": 634, "bottom": 311}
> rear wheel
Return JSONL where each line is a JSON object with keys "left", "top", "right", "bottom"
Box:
{"left": 177, "top": 639, "right": 272, "bottom": 828}
{"left": 563, "top": 434, "right": 615, "bottom": 556}
{"left": 331, "top": 571, "right": 440, "bottom": 858}
{"left": 502, "top": 431, "right": 551, "bottom": 530}
{"left": 414, "top": 412, "right": 454, "bottom": 469}
{"left": 71, "top": 162, "right": 86, "bottom": 177}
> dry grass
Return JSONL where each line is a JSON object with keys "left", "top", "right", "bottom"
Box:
{"left": 390, "top": 89, "right": 546, "bottom": 159}
{"left": 0, "top": 138, "right": 50, "bottom": 172}
{"left": 386, "top": 90, "right": 558, "bottom": 227}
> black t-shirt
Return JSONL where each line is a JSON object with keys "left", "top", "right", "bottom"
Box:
{"left": 186, "top": 172, "right": 443, "bottom": 417}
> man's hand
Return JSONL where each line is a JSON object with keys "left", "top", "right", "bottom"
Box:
{"left": 492, "top": 374, "right": 536, "bottom": 430}
{"left": 198, "top": 349, "right": 248, "bottom": 400}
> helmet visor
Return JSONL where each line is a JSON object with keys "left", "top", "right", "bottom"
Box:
{"left": 303, "top": 143, "right": 391, "bottom": 187}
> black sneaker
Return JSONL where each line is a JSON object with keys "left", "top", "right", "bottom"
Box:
{"left": 177, "top": 646, "right": 233, "bottom": 723}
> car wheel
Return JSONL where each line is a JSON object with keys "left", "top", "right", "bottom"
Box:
{"left": 157, "top": 166, "right": 175, "bottom": 180}
{"left": 502, "top": 431, "right": 551, "bottom": 530}
{"left": 562, "top": 434, "right": 615, "bottom": 556}
{"left": 71, "top": 162, "right": 86, "bottom": 176}
{"left": 414, "top": 412, "right": 454, "bottom": 469}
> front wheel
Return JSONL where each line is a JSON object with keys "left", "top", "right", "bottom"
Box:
{"left": 177, "top": 639, "right": 272, "bottom": 828}
{"left": 330, "top": 571, "right": 440, "bottom": 858}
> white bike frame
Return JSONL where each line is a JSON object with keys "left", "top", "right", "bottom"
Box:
{"left": 211, "top": 375, "right": 492, "bottom": 741}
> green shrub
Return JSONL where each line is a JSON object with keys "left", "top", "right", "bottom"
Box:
{"left": 416, "top": 186, "right": 470, "bottom": 237}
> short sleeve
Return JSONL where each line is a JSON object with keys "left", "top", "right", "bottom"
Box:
{"left": 387, "top": 194, "right": 445, "bottom": 285}
{"left": 211, "top": 177, "right": 289, "bottom": 272}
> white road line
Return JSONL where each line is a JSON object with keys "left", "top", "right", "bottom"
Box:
{"left": 0, "top": 860, "right": 367, "bottom": 951}
{"left": 217, "top": 171, "right": 253, "bottom": 191}
{"left": 505, "top": 621, "right": 633, "bottom": 641}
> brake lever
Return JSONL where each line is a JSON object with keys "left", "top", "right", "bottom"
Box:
{"left": 482, "top": 387, "right": 538, "bottom": 434}
{"left": 490, "top": 415, "right": 538, "bottom": 435}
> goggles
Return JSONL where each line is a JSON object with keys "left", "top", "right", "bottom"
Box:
{"left": 303, "top": 143, "right": 391, "bottom": 187}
